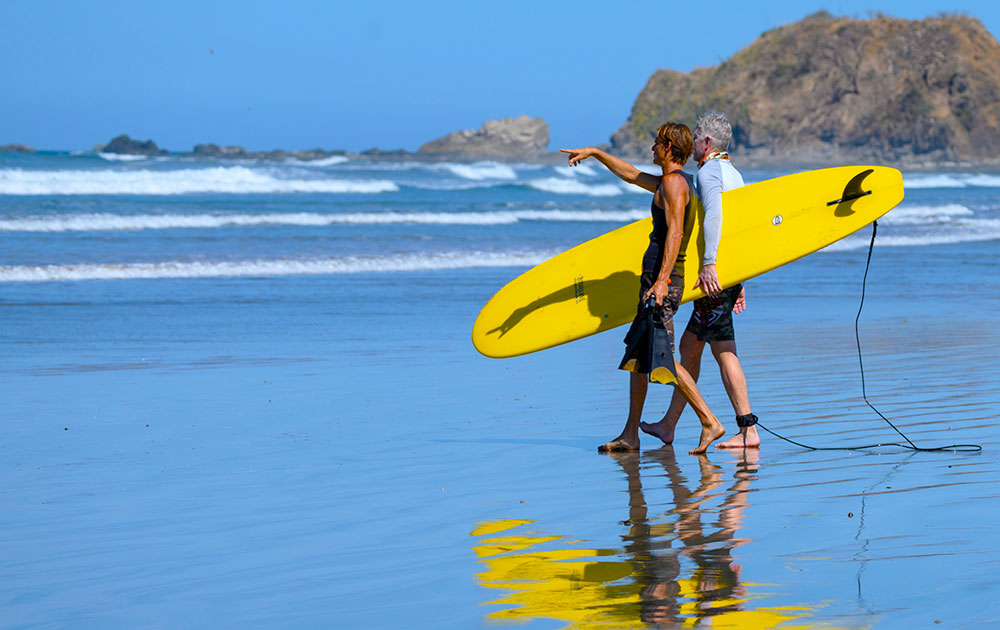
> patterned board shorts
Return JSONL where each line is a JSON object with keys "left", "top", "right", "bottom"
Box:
{"left": 686, "top": 284, "right": 742, "bottom": 342}
{"left": 619, "top": 270, "right": 684, "bottom": 384}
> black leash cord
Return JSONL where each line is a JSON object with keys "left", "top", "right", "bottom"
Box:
{"left": 756, "top": 221, "right": 982, "bottom": 453}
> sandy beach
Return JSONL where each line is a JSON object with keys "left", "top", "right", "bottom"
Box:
{"left": 3, "top": 234, "right": 998, "bottom": 628}
{"left": 6, "top": 3, "right": 1000, "bottom": 626}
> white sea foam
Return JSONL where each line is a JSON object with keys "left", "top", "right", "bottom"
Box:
{"left": 526, "top": 178, "right": 624, "bottom": 196}
{"left": 406, "top": 181, "right": 500, "bottom": 191}
{"left": 903, "top": 173, "right": 1000, "bottom": 189}
{"left": 823, "top": 219, "right": 1000, "bottom": 251}
{"left": 0, "top": 167, "right": 398, "bottom": 195}
{"left": 434, "top": 162, "right": 518, "bottom": 180}
{"left": 284, "top": 155, "right": 350, "bottom": 167}
{"left": 97, "top": 152, "right": 149, "bottom": 162}
{"left": 0, "top": 209, "right": 649, "bottom": 232}
{"left": 0, "top": 251, "right": 555, "bottom": 282}
{"left": 964, "top": 174, "right": 1000, "bottom": 187}
{"left": 554, "top": 164, "right": 598, "bottom": 178}
{"left": 879, "top": 204, "right": 975, "bottom": 225}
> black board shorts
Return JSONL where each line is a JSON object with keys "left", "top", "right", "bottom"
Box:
{"left": 686, "top": 284, "right": 742, "bottom": 342}
{"left": 619, "top": 270, "right": 684, "bottom": 384}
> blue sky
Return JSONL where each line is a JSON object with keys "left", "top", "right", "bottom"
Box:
{"left": 2, "top": 1, "right": 998, "bottom": 152}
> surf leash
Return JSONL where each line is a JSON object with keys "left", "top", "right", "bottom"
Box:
{"left": 756, "top": 220, "right": 982, "bottom": 452}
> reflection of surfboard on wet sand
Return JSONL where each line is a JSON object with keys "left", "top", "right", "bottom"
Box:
{"left": 472, "top": 165, "right": 904, "bottom": 358}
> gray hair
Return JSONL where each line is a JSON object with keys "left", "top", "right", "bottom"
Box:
{"left": 695, "top": 112, "right": 733, "bottom": 151}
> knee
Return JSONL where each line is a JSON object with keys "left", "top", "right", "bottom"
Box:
{"left": 710, "top": 340, "right": 738, "bottom": 360}
{"left": 679, "top": 336, "right": 704, "bottom": 361}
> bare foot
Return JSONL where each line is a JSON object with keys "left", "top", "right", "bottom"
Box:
{"left": 640, "top": 419, "right": 677, "bottom": 445}
{"left": 715, "top": 426, "right": 761, "bottom": 449}
{"left": 689, "top": 421, "right": 725, "bottom": 455}
{"left": 598, "top": 436, "right": 639, "bottom": 452}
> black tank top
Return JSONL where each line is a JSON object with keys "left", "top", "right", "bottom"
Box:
{"left": 642, "top": 171, "right": 694, "bottom": 274}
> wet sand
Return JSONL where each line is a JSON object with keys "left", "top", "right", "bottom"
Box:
{"left": 2, "top": 243, "right": 999, "bottom": 628}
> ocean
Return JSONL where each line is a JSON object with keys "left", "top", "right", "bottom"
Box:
{"left": 2, "top": 151, "right": 999, "bottom": 628}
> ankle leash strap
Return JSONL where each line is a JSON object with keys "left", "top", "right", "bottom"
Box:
{"left": 736, "top": 413, "right": 758, "bottom": 428}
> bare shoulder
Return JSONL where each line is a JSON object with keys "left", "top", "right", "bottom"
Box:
{"left": 661, "top": 171, "right": 691, "bottom": 200}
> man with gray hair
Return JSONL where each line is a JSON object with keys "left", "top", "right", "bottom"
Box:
{"left": 640, "top": 111, "right": 761, "bottom": 449}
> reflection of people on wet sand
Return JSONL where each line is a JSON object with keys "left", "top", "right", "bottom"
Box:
{"left": 562, "top": 123, "right": 724, "bottom": 455}
{"left": 611, "top": 448, "right": 759, "bottom": 627}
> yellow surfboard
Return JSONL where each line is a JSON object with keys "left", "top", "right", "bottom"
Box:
{"left": 472, "top": 165, "right": 904, "bottom": 358}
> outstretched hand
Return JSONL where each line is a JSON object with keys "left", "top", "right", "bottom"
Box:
{"left": 560, "top": 147, "right": 595, "bottom": 167}
{"left": 693, "top": 264, "right": 723, "bottom": 296}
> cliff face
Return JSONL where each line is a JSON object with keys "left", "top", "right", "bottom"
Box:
{"left": 611, "top": 12, "right": 1000, "bottom": 165}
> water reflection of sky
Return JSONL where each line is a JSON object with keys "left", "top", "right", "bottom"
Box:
{"left": 472, "top": 449, "right": 821, "bottom": 629}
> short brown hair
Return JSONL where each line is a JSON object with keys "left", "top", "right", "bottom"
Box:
{"left": 655, "top": 122, "right": 693, "bottom": 165}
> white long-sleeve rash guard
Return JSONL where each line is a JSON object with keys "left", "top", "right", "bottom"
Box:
{"left": 695, "top": 159, "right": 745, "bottom": 266}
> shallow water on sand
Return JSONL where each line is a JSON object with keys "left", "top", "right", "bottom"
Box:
{"left": 3, "top": 240, "right": 999, "bottom": 629}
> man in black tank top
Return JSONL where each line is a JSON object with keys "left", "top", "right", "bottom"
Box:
{"left": 561, "top": 123, "right": 726, "bottom": 455}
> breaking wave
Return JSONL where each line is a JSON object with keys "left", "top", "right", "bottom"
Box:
{"left": 433, "top": 162, "right": 518, "bottom": 180}
{"left": 0, "top": 250, "right": 555, "bottom": 282}
{"left": 0, "top": 209, "right": 649, "bottom": 232}
{"left": 879, "top": 204, "right": 974, "bottom": 225}
{"left": 824, "top": 218, "right": 1000, "bottom": 251}
{"left": 527, "top": 178, "right": 625, "bottom": 196}
{"left": 0, "top": 167, "right": 398, "bottom": 195}
{"left": 902, "top": 173, "right": 1000, "bottom": 189}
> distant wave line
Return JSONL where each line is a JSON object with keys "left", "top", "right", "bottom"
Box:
{"left": 0, "top": 251, "right": 556, "bottom": 282}
{"left": 0, "top": 210, "right": 651, "bottom": 232}
{"left": 902, "top": 174, "right": 1000, "bottom": 189}
{"left": 824, "top": 220, "right": 1000, "bottom": 251}
{"left": 0, "top": 166, "right": 643, "bottom": 197}
{"left": 879, "top": 203, "right": 975, "bottom": 225}
{"left": 1, "top": 202, "right": 984, "bottom": 232}
{"left": 0, "top": 167, "right": 398, "bottom": 195}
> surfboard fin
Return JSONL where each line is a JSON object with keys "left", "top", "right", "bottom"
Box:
{"left": 828, "top": 168, "right": 874, "bottom": 215}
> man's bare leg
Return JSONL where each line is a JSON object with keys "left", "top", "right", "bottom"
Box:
{"left": 641, "top": 330, "right": 705, "bottom": 444}
{"left": 671, "top": 362, "right": 725, "bottom": 454}
{"left": 599, "top": 370, "right": 648, "bottom": 452}
{"left": 709, "top": 340, "right": 760, "bottom": 449}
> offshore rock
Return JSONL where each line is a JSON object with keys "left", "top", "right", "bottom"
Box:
{"left": 419, "top": 115, "right": 549, "bottom": 160}
{"left": 95, "top": 134, "right": 168, "bottom": 156}
{"left": 192, "top": 143, "right": 250, "bottom": 158}
{"left": 0, "top": 144, "right": 35, "bottom": 153}
{"left": 610, "top": 12, "right": 1000, "bottom": 166}
{"left": 358, "top": 147, "right": 414, "bottom": 160}
{"left": 190, "top": 144, "right": 348, "bottom": 161}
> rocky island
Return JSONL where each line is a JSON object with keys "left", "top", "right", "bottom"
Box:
{"left": 417, "top": 115, "right": 549, "bottom": 161}
{"left": 0, "top": 144, "right": 35, "bottom": 153}
{"left": 94, "top": 135, "right": 168, "bottom": 156}
{"left": 611, "top": 12, "right": 1000, "bottom": 167}
{"left": 91, "top": 116, "right": 551, "bottom": 163}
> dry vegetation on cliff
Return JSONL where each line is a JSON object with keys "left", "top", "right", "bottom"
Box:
{"left": 611, "top": 12, "right": 1000, "bottom": 166}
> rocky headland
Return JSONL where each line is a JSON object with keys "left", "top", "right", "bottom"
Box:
{"left": 611, "top": 12, "right": 1000, "bottom": 167}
